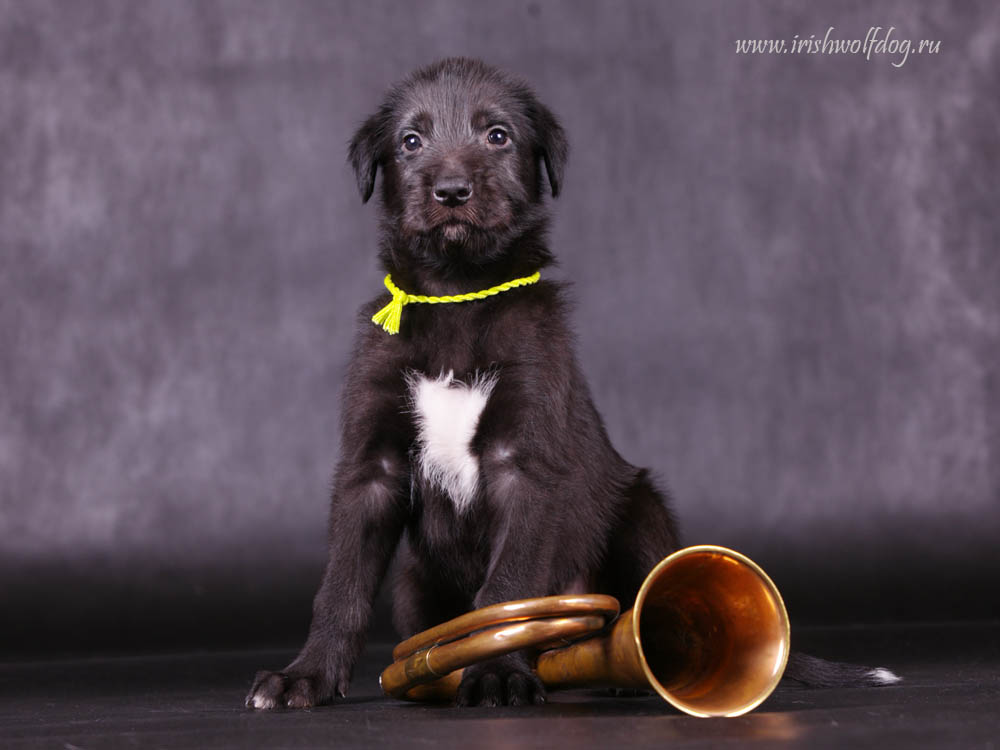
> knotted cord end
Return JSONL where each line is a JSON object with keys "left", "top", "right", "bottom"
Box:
{"left": 372, "top": 276, "right": 407, "bottom": 334}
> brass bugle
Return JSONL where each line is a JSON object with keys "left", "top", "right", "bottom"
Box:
{"left": 381, "top": 545, "right": 791, "bottom": 717}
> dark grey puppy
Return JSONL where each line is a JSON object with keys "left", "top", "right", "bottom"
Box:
{"left": 246, "top": 58, "right": 897, "bottom": 710}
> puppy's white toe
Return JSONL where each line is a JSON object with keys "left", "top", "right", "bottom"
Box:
{"left": 250, "top": 693, "right": 275, "bottom": 710}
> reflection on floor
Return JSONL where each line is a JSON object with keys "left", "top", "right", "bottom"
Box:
{"left": 1, "top": 622, "right": 998, "bottom": 749}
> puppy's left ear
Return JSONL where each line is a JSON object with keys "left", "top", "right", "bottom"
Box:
{"left": 348, "top": 108, "right": 389, "bottom": 203}
{"left": 530, "top": 101, "right": 568, "bottom": 198}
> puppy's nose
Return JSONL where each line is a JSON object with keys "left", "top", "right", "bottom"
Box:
{"left": 433, "top": 178, "right": 472, "bottom": 206}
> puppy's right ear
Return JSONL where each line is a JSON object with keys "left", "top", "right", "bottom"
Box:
{"left": 348, "top": 108, "right": 389, "bottom": 203}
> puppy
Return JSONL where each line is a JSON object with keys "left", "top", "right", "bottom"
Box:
{"left": 246, "top": 58, "right": 896, "bottom": 710}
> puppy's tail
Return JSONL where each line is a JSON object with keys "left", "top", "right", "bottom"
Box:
{"left": 783, "top": 651, "right": 901, "bottom": 688}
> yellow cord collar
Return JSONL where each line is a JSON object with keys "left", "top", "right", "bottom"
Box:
{"left": 371, "top": 271, "right": 541, "bottom": 335}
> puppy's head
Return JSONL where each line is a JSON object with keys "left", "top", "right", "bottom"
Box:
{"left": 349, "top": 58, "right": 567, "bottom": 269}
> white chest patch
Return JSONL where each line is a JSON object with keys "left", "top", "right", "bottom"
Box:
{"left": 409, "top": 370, "right": 497, "bottom": 513}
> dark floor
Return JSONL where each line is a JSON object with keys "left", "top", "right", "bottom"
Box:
{"left": 2, "top": 622, "right": 998, "bottom": 749}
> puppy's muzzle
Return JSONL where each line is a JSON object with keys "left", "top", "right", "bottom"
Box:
{"left": 433, "top": 177, "right": 473, "bottom": 207}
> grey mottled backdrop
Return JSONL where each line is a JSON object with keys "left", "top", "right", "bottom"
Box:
{"left": 1, "top": 0, "right": 998, "bottom": 653}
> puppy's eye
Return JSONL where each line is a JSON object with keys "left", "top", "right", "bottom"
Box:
{"left": 403, "top": 133, "right": 422, "bottom": 152}
{"left": 487, "top": 128, "right": 508, "bottom": 146}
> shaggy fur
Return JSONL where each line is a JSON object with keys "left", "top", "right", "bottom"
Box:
{"left": 245, "top": 58, "right": 896, "bottom": 711}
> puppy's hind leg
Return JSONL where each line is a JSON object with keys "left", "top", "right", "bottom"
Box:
{"left": 391, "top": 540, "right": 468, "bottom": 639}
{"left": 602, "top": 468, "right": 682, "bottom": 607}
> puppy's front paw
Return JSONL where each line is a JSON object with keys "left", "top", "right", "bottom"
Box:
{"left": 455, "top": 656, "right": 546, "bottom": 707}
{"left": 245, "top": 668, "right": 343, "bottom": 710}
